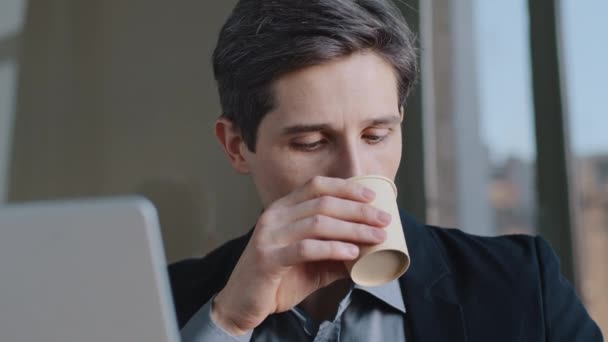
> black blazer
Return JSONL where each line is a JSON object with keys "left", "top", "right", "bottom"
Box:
{"left": 168, "top": 212, "right": 603, "bottom": 341}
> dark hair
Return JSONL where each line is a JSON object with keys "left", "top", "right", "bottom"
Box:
{"left": 213, "top": 0, "right": 418, "bottom": 152}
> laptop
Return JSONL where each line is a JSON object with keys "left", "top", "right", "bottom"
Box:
{"left": 0, "top": 196, "right": 180, "bottom": 342}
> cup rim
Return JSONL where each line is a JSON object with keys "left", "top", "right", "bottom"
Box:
{"left": 350, "top": 248, "right": 410, "bottom": 287}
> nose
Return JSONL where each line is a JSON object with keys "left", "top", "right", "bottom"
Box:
{"left": 328, "top": 139, "right": 365, "bottom": 179}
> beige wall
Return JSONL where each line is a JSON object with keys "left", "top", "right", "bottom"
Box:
{"left": 8, "top": 1, "right": 261, "bottom": 263}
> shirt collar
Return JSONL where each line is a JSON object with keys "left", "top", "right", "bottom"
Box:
{"left": 289, "top": 279, "right": 406, "bottom": 336}
{"left": 353, "top": 279, "right": 406, "bottom": 314}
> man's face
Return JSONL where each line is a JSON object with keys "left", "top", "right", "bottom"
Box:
{"left": 240, "top": 52, "right": 403, "bottom": 206}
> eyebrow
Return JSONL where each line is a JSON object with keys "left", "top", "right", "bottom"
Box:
{"left": 281, "top": 124, "right": 331, "bottom": 135}
{"left": 280, "top": 115, "right": 401, "bottom": 136}
{"left": 364, "top": 115, "right": 401, "bottom": 126}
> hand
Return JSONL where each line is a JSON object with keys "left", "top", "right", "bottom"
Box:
{"left": 211, "top": 176, "right": 391, "bottom": 335}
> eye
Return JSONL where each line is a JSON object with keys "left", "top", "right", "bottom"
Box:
{"left": 290, "top": 140, "right": 326, "bottom": 152}
{"left": 363, "top": 129, "right": 391, "bottom": 144}
{"left": 364, "top": 135, "right": 386, "bottom": 144}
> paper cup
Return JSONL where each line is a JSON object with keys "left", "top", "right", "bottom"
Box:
{"left": 344, "top": 175, "right": 410, "bottom": 287}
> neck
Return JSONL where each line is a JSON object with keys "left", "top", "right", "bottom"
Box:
{"left": 299, "top": 279, "right": 352, "bottom": 322}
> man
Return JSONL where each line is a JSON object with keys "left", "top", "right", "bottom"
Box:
{"left": 169, "top": 0, "right": 603, "bottom": 341}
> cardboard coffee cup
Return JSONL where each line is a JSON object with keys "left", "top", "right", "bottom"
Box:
{"left": 344, "top": 175, "right": 410, "bottom": 286}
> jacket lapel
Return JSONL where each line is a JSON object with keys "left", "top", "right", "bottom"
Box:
{"left": 398, "top": 212, "right": 467, "bottom": 342}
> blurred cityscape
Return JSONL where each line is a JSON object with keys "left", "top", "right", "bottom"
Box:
{"left": 489, "top": 157, "right": 536, "bottom": 236}
{"left": 489, "top": 154, "right": 608, "bottom": 333}
{"left": 574, "top": 154, "right": 608, "bottom": 334}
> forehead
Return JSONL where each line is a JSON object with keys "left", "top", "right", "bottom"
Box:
{"left": 265, "top": 51, "right": 400, "bottom": 128}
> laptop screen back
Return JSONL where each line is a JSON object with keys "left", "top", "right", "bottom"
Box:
{"left": 0, "top": 197, "right": 180, "bottom": 342}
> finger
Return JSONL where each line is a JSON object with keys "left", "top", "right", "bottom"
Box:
{"left": 274, "top": 214, "right": 386, "bottom": 245}
{"left": 276, "top": 239, "right": 360, "bottom": 267}
{"left": 284, "top": 196, "right": 391, "bottom": 228}
{"left": 275, "top": 176, "right": 376, "bottom": 207}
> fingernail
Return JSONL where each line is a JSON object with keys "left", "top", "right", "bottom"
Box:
{"left": 372, "top": 228, "right": 386, "bottom": 241}
{"left": 348, "top": 245, "right": 359, "bottom": 257}
{"left": 378, "top": 211, "right": 391, "bottom": 224}
{"left": 362, "top": 188, "right": 376, "bottom": 201}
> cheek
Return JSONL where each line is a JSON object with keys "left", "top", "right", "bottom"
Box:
{"left": 279, "top": 152, "right": 330, "bottom": 183}
{"left": 255, "top": 149, "right": 320, "bottom": 198}
{"left": 370, "top": 135, "right": 402, "bottom": 177}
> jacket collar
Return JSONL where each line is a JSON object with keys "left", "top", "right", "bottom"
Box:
{"left": 398, "top": 211, "right": 467, "bottom": 342}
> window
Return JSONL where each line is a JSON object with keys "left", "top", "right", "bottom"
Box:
{"left": 0, "top": 0, "right": 26, "bottom": 203}
{"left": 476, "top": 0, "right": 537, "bottom": 236}
{"left": 561, "top": 0, "right": 608, "bottom": 333}
{"left": 422, "top": 0, "right": 537, "bottom": 237}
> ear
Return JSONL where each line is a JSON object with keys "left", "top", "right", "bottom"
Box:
{"left": 215, "top": 117, "right": 251, "bottom": 174}
{"left": 399, "top": 106, "right": 405, "bottom": 123}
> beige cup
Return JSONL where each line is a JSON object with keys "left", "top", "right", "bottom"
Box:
{"left": 344, "top": 175, "right": 410, "bottom": 287}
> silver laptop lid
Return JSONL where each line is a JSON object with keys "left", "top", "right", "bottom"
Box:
{"left": 0, "top": 197, "right": 180, "bottom": 342}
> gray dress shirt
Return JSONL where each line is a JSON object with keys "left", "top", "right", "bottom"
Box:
{"left": 181, "top": 280, "right": 406, "bottom": 342}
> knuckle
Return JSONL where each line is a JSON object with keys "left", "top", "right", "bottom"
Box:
{"left": 308, "top": 176, "right": 325, "bottom": 191}
{"left": 257, "top": 214, "right": 271, "bottom": 227}
{"left": 359, "top": 204, "right": 375, "bottom": 220}
{"left": 315, "top": 196, "right": 332, "bottom": 212}
{"left": 295, "top": 241, "right": 311, "bottom": 259}
{"left": 265, "top": 201, "right": 280, "bottom": 213}
{"left": 310, "top": 215, "right": 332, "bottom": 237}
{"left": 309, "top": 214, "right": 323, "bottom": 230}
{"left": 257, "top": 209, "right": 277, "bottom": 227}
